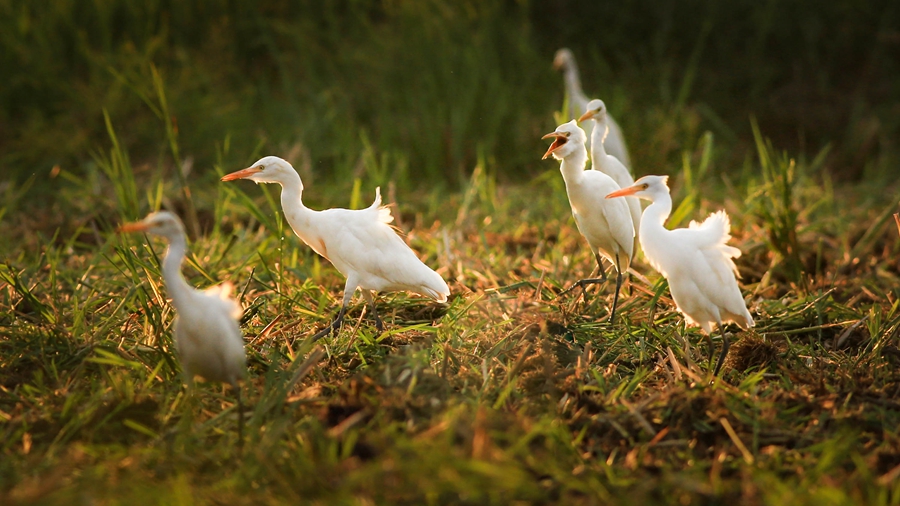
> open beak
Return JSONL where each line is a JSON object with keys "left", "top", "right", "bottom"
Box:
{"left": 541, "top": 132, "right": 566, "bottom": 160}
{"left": 606, "top": 184, "right": 642, "bottom": 199}
{"left": 577, "top": 110, "right": 594, "bottom": 122}
{"left": 221, "top": 165, "right": 263, "bottom": 182}
{"left": 118, "top": 221, "right": 149, "bottom": 233}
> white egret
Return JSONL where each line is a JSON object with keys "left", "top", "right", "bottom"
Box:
{"left": 222, "top": 156, "right": 450, "bottom": 339}
{"left": 553, "top": 48, "right": 631, "bottom": 167}
{"left": 606, "top": 176, "right": 754, "bottom": 376}
{"left": 118, "top": 211, "right": 246, "bottom": 442}
{"left": 579, "top": 99, "right": 642, "bottom": 254}
{"left": 543, "top": 120, "right": 634, "bottom": 323}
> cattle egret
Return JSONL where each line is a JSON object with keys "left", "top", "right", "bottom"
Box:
{"left": 553, "top": 48, "right": 631, "bottom": 167}
{"left": 222, "top": 156, "right": 450, "bottom": 339}
{"left": 579, "top": 99, "right": 642, "bottom": 254}
{"left": 118, "top": 211, "right": 246, "bottom": 443}
{"left": 606, "top": 176, "right": 754, "bottom": 376}
{"left": 543, "top": 120, "right": 634, "bottom": 324}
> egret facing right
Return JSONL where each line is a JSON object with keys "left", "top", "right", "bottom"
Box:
{"left": 606, "top": 176, "right": 754, "bottom": 376}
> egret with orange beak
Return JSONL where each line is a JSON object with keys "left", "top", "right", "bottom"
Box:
{"left": 553, "top": 48, "right": 630, "bottom": 166}
{"left": 579, "top": 99, "right": 641, "bottom": 254}
{"left": 542, "top": 120, "right": 634, "bottom": 324}
{"left": 222, "top": 156, "right": 450, "bottom": 339}
{"left": 606, "top": 175, "right": 754, "bottom": 376}
{"left": 119, "top": 211, "right": 246, "bottom": 444}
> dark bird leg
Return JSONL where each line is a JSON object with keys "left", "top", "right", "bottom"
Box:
{"left": 234, "top": 382, "right": 244, "bottom": 456}
{"left": 712, "top": 326, "right": 731, "bottom": 377}
{"left": 312, "top": 305, "right": 347, "bottom": 340}
{"left": 363, "top": 291, "right": 384, "bottom": 332}
{"left": 608, "top": 254, "right": 623, "bottom": 325}
{"left": 312, "top": 281, "right": 358, "bottom": 340}
{"left": 559, "top": 252, "right": 608, "bottom": 302}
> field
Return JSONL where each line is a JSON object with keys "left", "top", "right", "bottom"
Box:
{"left": 3, "top": 1, "right": 900, "bottom": 504}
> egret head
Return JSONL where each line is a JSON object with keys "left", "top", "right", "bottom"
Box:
{"left": 118, "top": 211, "right": 185, "bottom": 239}
{"left": 541, "top": 120, "right": 586, "bottom": 160}
{"left": 221, "top": 156, "right": 300, "bottom": 187}
{"left": 578, "top": 99, "right": 607, "bottom": 123}
{"left": 606, "top": 175, "right": 670, "bottom": 201}
{"left": 553, "top": 48, "right": 575, "bottom": 71}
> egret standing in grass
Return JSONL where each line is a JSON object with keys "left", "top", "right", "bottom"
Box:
{"left": 606, "top": 176, "right": 754, "bottom": 376}
{"left": 222, "top": 156, "right": 450, "bottom": 339}
{"left": 579, "top": 99, "right": 642, "bottom": 254}
{"left": 543, "top": 120, "right": 634, "bottom": 324}
{"left": 553, "top": 48, "right": 630, "bottom": 166}
{"left": 119, "top": 211, "right": 246, "bottom": 443}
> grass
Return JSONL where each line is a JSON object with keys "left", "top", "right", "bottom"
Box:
{"left": 3, "top": 1, "right": 900, "bottom": 503}
{"left": 2, "top": 109, "right": 900, "bottom": 504}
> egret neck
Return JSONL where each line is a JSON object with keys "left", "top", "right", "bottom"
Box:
{"left": 558, "top": 141, "right": 589, "bottom": 188}
{"left": 160, "top": 232, "right": 193, "bottom": 310}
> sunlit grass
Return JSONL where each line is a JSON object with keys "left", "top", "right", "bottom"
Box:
{"left": 2, "top": 106, "right": 900, "bottom": 504}
{"left": 2, "top": 2, "right": 900, "bottom": 501}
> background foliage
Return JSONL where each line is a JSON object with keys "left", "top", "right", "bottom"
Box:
{"left": 2, "top": 0, "right": 897, "bottom": 189}
{"left": 2, "top": 1, "right": 900, "bottom": 504}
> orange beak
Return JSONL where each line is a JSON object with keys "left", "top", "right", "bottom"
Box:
{"left": 117, "top": 221, "right": 149, "bottom": 233}
{"left": 541, "top": 132, "right": 567, "bottom": 160}
{"left": 605, "top": 185, "right": 642, "bottom": 199}
{"left": 221, "top": 165, "right": 263, "bottom": 182}
{"left": 577, "top": 110, "right": 594, "bottom": 122}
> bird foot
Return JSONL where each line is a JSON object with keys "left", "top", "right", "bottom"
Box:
{"left": 557, "top": 277, "right": 606, "bottom": 301}
{"left": 312, "top": 310, "right": 346, "bottom": 341}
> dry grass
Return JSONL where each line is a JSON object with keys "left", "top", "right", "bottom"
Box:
{"left": 2, "top": 129, "right": 900, "bottom": 505}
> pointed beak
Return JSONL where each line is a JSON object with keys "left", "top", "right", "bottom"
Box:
{"left": 605, "top": 185, "right": 642, "bottom": 199}
{"left": 118, "top": 221, "right": 149, "bottom": 233}
{"left": 541, "top": 132, "right": 566, "bottom": 160}
{"left": 221, "top": 165, "right": 263, "bottom": 182}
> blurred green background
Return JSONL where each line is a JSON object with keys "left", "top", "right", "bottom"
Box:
{"left": 1, "top": 0, "right": 897, "bottom": 191}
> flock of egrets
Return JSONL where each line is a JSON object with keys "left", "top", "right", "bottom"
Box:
{"left": 117, "top": 49, "right": 754, "bottom": 432}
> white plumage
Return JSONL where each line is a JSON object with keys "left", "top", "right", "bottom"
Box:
{"left": 579, "top": 98, "right": 642, "bottom": 255}
{"left": 543, "top": 120, "right": 634, "bottom": 323}
{"left": 222, "top": 156, "right": 449, "bottom": 337}
{"left": 120, "top": 211, "right": 246, "bottom": 387}
{"left": 553, "top": 48, "right": 631, "bottom": 167}
{"left": 606, "top": 175, "right": 754, "bottom": 375}
{"left": 119, "top": 211, "right": 246, "bottom": 443}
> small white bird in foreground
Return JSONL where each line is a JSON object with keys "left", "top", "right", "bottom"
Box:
{"left": 606, "top": 176, "right": 754, "bottom": 376}
{"left": 222, "top": 156, "right": 450, "bottom": 339}
{"left": 553, "top": 48, "right": 631, "bottom": 167}
{"left": 543, "top": 120, "right": 634, "bottom": 323}
{"left": 579, "top": 99, "right": 642, "bottom": 255}
{"left": 119, "top": 211, "right": 246, "bottom": 441}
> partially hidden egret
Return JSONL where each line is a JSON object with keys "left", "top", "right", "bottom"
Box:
{"left": 221, "top": 156, "right": 450, "bottom": 339}
{"left": 543, "top": 120, "right": 634, "bottom": 324}
{"left": 553, "top": 48, "right": 631, "bottom": 167}
{"left": 118, "top": 211, "right": 246, "bottom": 443}
{"left": 606, "top": 176, "right": 754, "bottom": 376}
{"left": 579, "top": 99, "right": 642, "bottom": 255}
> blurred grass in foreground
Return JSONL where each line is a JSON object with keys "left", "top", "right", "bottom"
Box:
{"left": 1, "top": 103, "right": 900, "bottom": 502}
{"left": 3, "top": 1, "right": 900, "bottom": 503}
